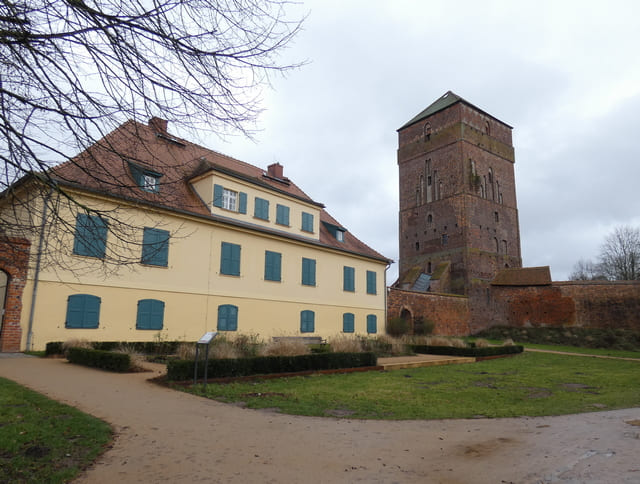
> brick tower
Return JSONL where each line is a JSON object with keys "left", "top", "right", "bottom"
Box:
{"left": 397, "top": 91, "right": 522, "bottom": 295}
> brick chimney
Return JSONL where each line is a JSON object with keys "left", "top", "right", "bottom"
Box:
{"left": 149, "top": 117, "right": 168, "bottom": 134}
{"left": 267, "top": 162, "right": 284, "bottom": 179}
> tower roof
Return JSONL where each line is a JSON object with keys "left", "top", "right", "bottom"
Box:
{"left": 398, "top": 90, "right": 513, "bottom": 130}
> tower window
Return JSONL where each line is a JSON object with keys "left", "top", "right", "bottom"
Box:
{"left": 442, "top": 234, "right": 448, "bottom": 245}
{"left": 415, "top": 242, "right": 420, "bottom": 251}
{"left": 424, "top": 122, "right": 432, "bottom": 140}
{"left": 427, "top": 214, "right": 433, "bottom": 224}
{"left": 494, "top": 212, "right": 499, "bottom": 223}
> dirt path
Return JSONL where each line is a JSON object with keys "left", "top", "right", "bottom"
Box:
{"left": 1, "top": 356, "right": 639, "bottom": 484}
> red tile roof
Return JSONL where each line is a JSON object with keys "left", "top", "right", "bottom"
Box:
{"left": 50, "top": 119, "right": 390, "bottom": 263}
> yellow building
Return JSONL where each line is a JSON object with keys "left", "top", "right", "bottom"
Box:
{"left": 0, "top": 118, "right": 391, "bottom": 351}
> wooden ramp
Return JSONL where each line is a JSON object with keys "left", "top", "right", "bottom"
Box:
{"left": 378, "top": 354, "right": 475, "bottom": 370}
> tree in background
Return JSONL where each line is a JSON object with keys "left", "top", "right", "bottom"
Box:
{"left": 569, "top": 226, "right": 640, "bottom": 281}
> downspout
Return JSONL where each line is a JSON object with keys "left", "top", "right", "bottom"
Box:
{"left": 26, "top": 186, "right": 54, "bottom": 351}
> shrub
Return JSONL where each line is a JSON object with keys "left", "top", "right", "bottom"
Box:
{"left": 177, "top": 342, "right": 197, "bottom": 360}
{"left": 114, "top": 344, "right": 146, "bottom": 371}
{"left": 474, "top": 338, "right": 490, "bottom": 348}
{"left": 359, "top": 336, "right": 393, "bottom": 356}
{"left": 386, "top": 317, "right": 409, "bottom": 337}
{"left": 45, "top": 342, "right": 63, "bottom": 356}
{"left": 260, "top": 338, "right": 310, "bottom": 356}
{"left": 62, "top": 339, "right": 93, "bottom": 357}
{"left": 167, "top": 352, "right": 378, "bottom": 381}
{"left": 327, "top": 335, "right": 363, "bottom": 353}
{"left": 67, "top": 347, "right": 131, "bottom": 372}
{"left": 413, "top": 317, "right": 435, "bottom": 336}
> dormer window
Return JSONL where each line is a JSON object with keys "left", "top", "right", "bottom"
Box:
{"left": 129, "top": 161, "right": 162, "bottom": 193}
{"left": 213, "top": 183, "right": 247, "bottom": 214}
{"left": 222, "top": 189, "right": 237, "bottom": 211}
{"left": 141, "top": 173, "right": 159, "bottom": 193}
{"left": 322, "top": 221, "right": 345, "bottom": 242}
{"left": 336, "top": 229, "right": 345, "bottom": 242}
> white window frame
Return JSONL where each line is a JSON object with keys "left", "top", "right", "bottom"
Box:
{"left": 222, "top": 189, "right": 237, "bottom": 211}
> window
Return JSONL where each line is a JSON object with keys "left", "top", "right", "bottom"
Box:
{"left": 300, "top": 310, "right": 315, "bottom": 333}
{"left": 494, "top": 211, "right": 499, "bottom": 223}
{"left": 301, "top": 212, "right": 314, "bottom": 232}
{"left": 213, "top": 184, "right": 247, "bottom": 214}
{"left": 336, "top": 229, "right": 345, "bottom": 242}
{"left": 343, "top": 266, "right": 355, "bottom": 292}
{"left": 302, "top": 257, "right": 316, "bottom": 286}
{"left": 502, "top": 240, "right": 508, "bottom": 254}
{"left": 427, "top": 214, "right": 433, "bottom": 224}
{"left": 220, "top": 242, "right": 241, "bottom": 276}
{"left": 254, "top": 197, "right": 269, "bottom": 221}
{"left": 343, "top": 313, "right": 355, "bottom": 333}
{"left": 141, "top": 174, "right": 160, "bottom": 193}
{"left": 136, "top": 299, "right": 165, "bottom": 330}
{"left": 141, "top": 227, "right": 169, "bottom": 266}
{"left": 65, "top": 294, "right": 101, "bottom": 329}
{"left": 217, "top": 304, "right": 238, "bottom": 331}
{"left": 366, "top": 270, "right": 377, "bottom": 295}
{"left": 276, "top": 204, "right": 290, "bottom": 226}
{"left": 366, "top": 314, "right": 377, "bottom": 334}
{"left": 264, "top": 251, "right": 282, "bottom": 282}
{"left": 73, "top": 214, "right": 108, "bottom": 259}
{"left": 322, "top": 221, "right": 345, "bottom": 242}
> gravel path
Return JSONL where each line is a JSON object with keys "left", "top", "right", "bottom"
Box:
{"left": 1, "top": 355, "right": 638, "bottom": 483}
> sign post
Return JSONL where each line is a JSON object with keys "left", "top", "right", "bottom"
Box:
{"left": 194, "top": 331, "right": 217, "bottom": 388}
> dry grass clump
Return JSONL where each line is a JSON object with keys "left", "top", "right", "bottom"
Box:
{"left": 327, "top": 335, "right": 363, "bottom": 353}
{"left": 474, "top": 338, "right": 490, "bottom": 348}
{"left": 62, "top": 339, "right": 92, "bottom": 356}
{"left": 176, "top": 342, "right": 197, "bottom": 360}
{"left": 503, "top": 338, "right": 515, "bottom": 346}
{"left": 425, "top": 336, "right": 468, "bottom": 348}
{"left": 115, "top": 343, "right": 146, "bottom": 371}
{"left": 260, "top": 338, "right": 311, "bottom": 357}
{"left": 403, "top": 335, "right": 431, "bottom": 346}
{"left": 210, "top": 340, "right": 241, "bottom": 359}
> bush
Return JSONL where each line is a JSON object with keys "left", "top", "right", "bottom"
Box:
{"left": 409, "top": 344, "right": 524, "bottom": 357}
{"left": 45, "top": 342, "right": 63, "bottom": 356}
{"left": 386, "top": 317, "right": 409, "bottom": 337}
{"left": 359, "top": 336, "right": 393, "bottom": 356}
{"left": 166, "top": 352, "right": 378, "bottom": 381}
{"left": 66, "top": 347, "right": 131, "bottom": 372}
{"left": 413, "top": 317, "right": 435, "bottom": 336}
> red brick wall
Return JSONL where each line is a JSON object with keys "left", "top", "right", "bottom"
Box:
{"left": 387, "top": 288, "right": 470, "bottom": 336}
{"left": 0, "top": 237, "right": 30, "bottom": 352}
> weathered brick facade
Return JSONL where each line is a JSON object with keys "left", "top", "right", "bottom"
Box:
{"left": 0, "top": 237, "right": 30, "bottom": 352}
{"left": 387, "top": 288, "right": 470, "bottom": 336}
{"left": 397, "top": 92, "right": 522, "bottom": 295}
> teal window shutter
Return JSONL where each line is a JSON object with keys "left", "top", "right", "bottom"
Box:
{"left": 302, "top": 212, "right": 314, "bottom": 232}
{"left": 301, "top": 257, "right": 316, "bottom": 286}
{"left": 264, "top": 251, "right": 282, "bottom": 281}
{"left": 343, "top": 266, "right": 355, "bottom": 292}
{"left": 366, "top": 270, "right": 377, "bottom": 295}
{"left": 276, "top": 204, "right": 290, "bottom": 226}
{"left": 217, "top": 304, "right": 238, "bottom": 331}
{"left": 213, "top": 184, "right": 224, "bottom": 208}
{"left": 65, "top": 294, "right": 101, "bottom": 329}
{"left": 73, "top": 214, "right": 108, "bottom": 258}
{"left": 238, "top": 192, "right": 248, "bottom": 214}
{"left": 366, "top": 314, "right": 377, "bottom": 334}
{"left": 220, "top": 242, "right": 241, "bottom": 275}
{"left": 254, "top": 197, "right": 269, "bottom": 220}
{"left": 300, "top": 310, "right": 315, "bottom": 333}
{"left": 136, "top": 299, "right": 165, "bottom": 330}
{"left": 343, "top": 313, "right": 355, "bottom": 333}
{"left": 141, "top": 227, "right": 169, "bottom": 266}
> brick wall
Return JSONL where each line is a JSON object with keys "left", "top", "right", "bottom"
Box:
{"left": 387, "top": 287, "right": 470, "bottom": 336}
{"left": 0, "top": 237, "right": 30, "bottom": 352}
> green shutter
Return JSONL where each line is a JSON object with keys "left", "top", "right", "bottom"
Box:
{"left": 302, "top": 212, "right": 314, "bottom": 232}
{"left": 255, "top": 197, "right": 269, "bottom": 220}
{"left": 366, "top": 270, "right": 377, "bottom": 295}
{"left": 137, "top": 299, "right": 165, "bottom": 330}
{"left": 213, "top": 184, "right": 224, "bottom": 208}
{"left": 367, "top": 314, "right": 377, "bottom": 334}
{"left": 238, "top": 192, "right": 247, "bottom": 214}
{"left": 66, "top": 294, "right": 101, "bottom": 329}
{"left": 276, "top": 204, "right": 290, "bottom": 226}
{"left": 343, "top": 266, "right": 355, "bottom": 292}
{"left": 343, "top": 313, "right": 355, "bottom": 333}
{"left": 217, "top": 304, "right": 238, "bottom": 331}
{"left": 265, "top": 251, "right": 282, "bottom": 281}
{"left": 300, "top": 310, "right": 315, "bottom": 333}
{"left": 73, "top": 214, "right": 107, "bottom": 258}
{"left": 221, "top": 242, "right": 241, "bottom": 276}
{"left": 302, "top": 258, "right": 316, "bottom": 286}
{"left": 141, "top": 227, "right": 169, "bottom": 266}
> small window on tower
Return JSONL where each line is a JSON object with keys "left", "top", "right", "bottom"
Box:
{"left": 427, "top": 214, "right": 433, "bottom": 224}
{"left": 415, "top": 242, "right": 420, "bottom": 251}
{"left": 494, "top": 212, "right": 499, "bottom": 223}
{"left": 424, "top": 122, "right": 432, "bottom": 140}
{"left": 442, "top": 234, "right": 448, "bottom": 245}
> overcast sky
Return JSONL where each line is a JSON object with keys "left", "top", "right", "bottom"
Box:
{"left": 209, "top": 0, "right": 640, "bottom": 283}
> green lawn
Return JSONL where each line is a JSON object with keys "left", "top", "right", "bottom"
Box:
{"left": 182, "top": 352, "right": 640, "bottom": 420}
{"left": 522, "top": 344, "right": 640, "bottom": 359}
{"left": 0, "top": 377, "right": 112, "bottom": 483}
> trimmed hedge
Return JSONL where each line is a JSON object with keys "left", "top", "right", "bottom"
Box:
{"left": 66, "top": 347, "right": 131, "bottom": 372}
{"left": 45, "top": 341, "right": 64, "bottom": 356}
{"left": 167, "top": 351, "right": 378, "bottom": 381}
{"left": 409, "top": 344, "right": 524, "bottom": 358}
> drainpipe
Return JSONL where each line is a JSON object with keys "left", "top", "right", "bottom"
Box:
{"left": 26, "top": 186, "right": 54, "bottom": 351}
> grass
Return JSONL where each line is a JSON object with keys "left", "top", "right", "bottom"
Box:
{"left": 180, "top": 352, "right": 640, "bottom": 420}
{"left": 0, "top": 377, "right": 112, "bottom": 483}
{"left": 522, "top": 343, "right": 640, "bottom": 359}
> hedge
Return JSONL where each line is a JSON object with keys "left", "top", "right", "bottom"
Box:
{"left": 45, "top": 341, "right": 64, "bottom": 356}
{"left": 167, "top": 351, "right": 378, "bottom": 381}
{"left": 66, "top": 347, "right": 131, "bottom": 372}
{"left": 409, "top": 344, "right": 524, "bottom": 358}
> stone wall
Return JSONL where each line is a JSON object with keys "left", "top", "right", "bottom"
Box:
{"left": 387, "top": 287, "right": 470, "bottom": 336}
{"left": 0, "top": 237, "right": 31, "bottom": 352}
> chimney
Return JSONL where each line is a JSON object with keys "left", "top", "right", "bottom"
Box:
{"left": 149, "top": 117, "right": 168, "bottom": 134}
{"left": 267, "top": 162, "right": 284, "bottom": 179}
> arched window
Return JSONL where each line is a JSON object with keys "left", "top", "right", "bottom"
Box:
{"left": 415, "top": 241, "right": 420, "bottom": 251}
{"left": 485, "top": 120, "right": 490, "bottom": 135}
{"left": 424, "top": 122, "right": 432, "bottom": 140}
{"left": 438, "top": 181, "right": 443, "bottom": 200}
{"left": 427, "top": 214, "right": 433, "bottom": 224}
{"left": 494, "top": 237, "right": 500, "bottom": 253}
